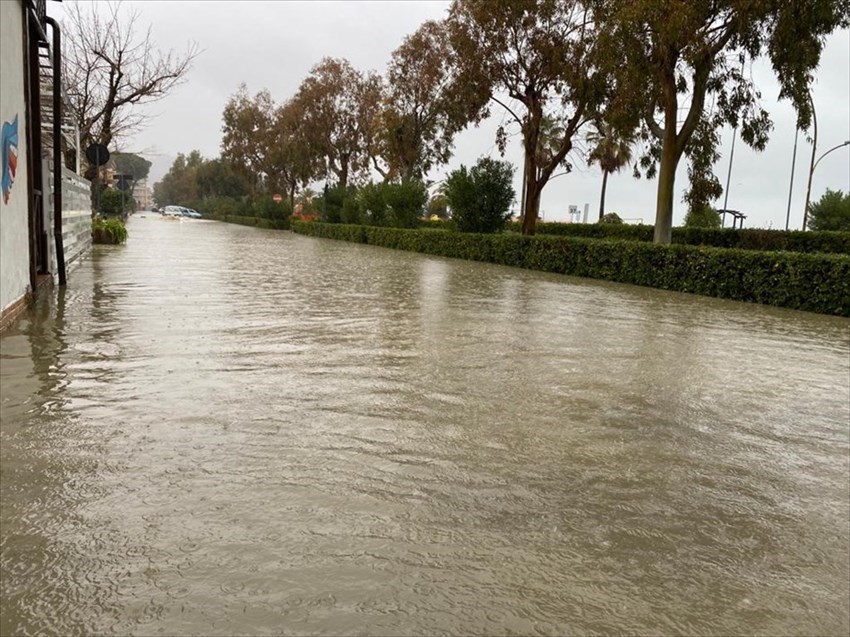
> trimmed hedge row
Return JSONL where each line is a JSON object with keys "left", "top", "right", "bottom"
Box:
{"left": 505, "top": 221, "right": 850, "bottom": 255}
{"left": 216, "top": 215, "right": 290, "bottom": 230}
{"left": 292, "top": 221, "right": 850, "bottom": 316}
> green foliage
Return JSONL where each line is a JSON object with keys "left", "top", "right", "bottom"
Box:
{"left": 292, "top": 222, "right": 850, "bottom": 316}
{"left": 599, "top": 212, "right": 623, "bottom": 224}
{"left": 383, "top": 180, "right": 428, "bottom": 228}
{"left": 808, "top": 189, "right": 850, "bottom": 232}
{"left": 444, "top": 157, "right": 515, "bottom": 233}
{"left": 196, "top": 159, "right": 250, "bottom": 200}
{"left": 250, "top": 195, "right": 293, "bottom": 221}
{"left": 316, "top": 185, "right": 355, "bottom": 224}
{"left": 356, "top": 183, "right": 386, "bottom": 225}
{"left": 110, "top": 152, "right": 151, "bottom": 181}
{"left": 98, "top": 187, "right": 131, "bottom": 217}
{"left": 428, "top": 193, "right": 449, "bottom": 219}
{"left": 91, "top": 216, "right": 128, "bottom": 244}
{"left": 684, "top": 205, "right": 721, "bottom": 229}
{"left": 217, "top": 215, "right": 289, "bottom": 230}
{"left": 505, "top": 221, "right": 850, "bottom": 254}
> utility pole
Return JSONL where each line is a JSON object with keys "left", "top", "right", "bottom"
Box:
{"left": 785, "top": 127, "right": 799, "bottom": 231}
{"left": 803, "top": 94, "right": 818, "bottom": 231}
{"left": 722, "top": 59, "right": 745, "bottom": 228}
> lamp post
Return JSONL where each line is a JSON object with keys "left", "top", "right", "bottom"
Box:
{"left": 785, "top": 127, "right": 799, "bottom": 231}
{"left": 803, "top": 139, "right": 850, "bottom": 230}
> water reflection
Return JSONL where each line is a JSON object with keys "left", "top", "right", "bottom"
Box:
{"left": 1, "top": 217, "right": 848, "bottom": 636}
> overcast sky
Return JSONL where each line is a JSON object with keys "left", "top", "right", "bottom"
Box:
{"left": 53, "top": 1, "right": 849, "bottom": 229}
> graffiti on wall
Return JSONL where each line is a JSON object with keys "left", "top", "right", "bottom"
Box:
{"left": 2, "top": 114, "right": 19, "bottom": 205}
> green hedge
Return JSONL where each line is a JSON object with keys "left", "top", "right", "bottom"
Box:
{"left": 292, "top": 221, "right": 850, "bottom": 316}
{"left": 216, "top": 215, "right": 290, "bottom": 230}
{"left": 505, "top": 221, "right": 850, "bottom": 255}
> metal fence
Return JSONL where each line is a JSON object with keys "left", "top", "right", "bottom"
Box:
{"left": 61, "top": 166, "right": 92, "bottom": 270}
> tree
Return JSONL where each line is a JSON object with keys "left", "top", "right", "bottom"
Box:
{"left": 448, "top": 0, "right": 603, "bottom": 236}
{"left": 586, "top": 121, "right": 633, "bottom": 220}
{"left": 683, "top": 205, "right": 721, "bottom": 228}
{"left": 62, "top": 0, "right": 198, "bottom": 177}
{"left": 595, "top": 0, "right": 848, "bottom": 243}
{"left": 379, "top": 20, "right": 477, "bottom": 182}
{"left": 110, "top": 152, "right": 151, "bottom": 181}
{"left": 221, "top": 86, "right": 280, "bottom": 195}
{"left": 152, "top": 151, "right": 202, "bottom": 206}
{"left": 195, "top": 158, "right": 249, "bottom": 200}
{"left": 273, "top": 99, "right": 323, "bottom": 205}
{"left": 807, "top": 189, "right": 850, "bottom": 231}
{"left": 444, "top": 157, "right": 515, "bottom": 233}
{"left": 295, "top": 58, "right": 382, "bottom": 188}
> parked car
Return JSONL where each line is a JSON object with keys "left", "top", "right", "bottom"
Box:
{"left": 163, "top": 205, "right": 184, "bottom": 217}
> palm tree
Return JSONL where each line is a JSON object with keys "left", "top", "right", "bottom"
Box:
{"left": 587, "top": 122, "right": 633, "bottom": 221}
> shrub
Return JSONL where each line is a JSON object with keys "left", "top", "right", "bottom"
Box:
{"left": 357, "top": 182, "right": 386, "bottom": 225}
{"left": 445, "top": 157, "right": 515, "bottom": 233}
{"left": 92, "top": 216, "right": 128, "bottom": 244}
{"left": 98, "top": 187, "right": 131, "bottom": 217}
{"left": 599, "top": 212, "right": 624, "bottom": 224}
{"left": 291, "top": 221, "right": 850, "bottom": 316}
{"left": 505, "top": 221, "right": 850, "bottom": 254}
{"left": 684, "top": 205, "right": 721, "bottom": 228}
{"left": 808, "top": 189, "right": 850, "bottom": 231}
{"left": 384, "top": 180, "right": 428, "bottom": 228}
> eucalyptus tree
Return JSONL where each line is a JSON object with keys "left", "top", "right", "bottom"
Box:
{"left": 379, "top": 20, "right": 478, "bottom": 182}
{"left": 448, "top": 0, "right": 605, "bottom": 235}
{"left": 594, "top": 0, "right": 848, "bottom": 243}
{"left": 221, "top": 85, "right": 280, "bottom": 194}
{"left": 295, "top": 58, "right": 383, "bottom": 188}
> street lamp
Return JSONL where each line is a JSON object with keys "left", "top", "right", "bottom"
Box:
{"left": 803, "top": 139, "right": 850, "bottom": 230}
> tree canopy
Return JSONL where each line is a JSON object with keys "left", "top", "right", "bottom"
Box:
{"left": 594, "top": 0, "right": 848, "bottom": 242}
{"left": 448, "top": 0, "right": 604, "bottom": 235}
{"left": 62, "top": 1, "right": 198, "bottom": 176}
{"left": 807, "top": 189, "right": 850, "bottom": 231}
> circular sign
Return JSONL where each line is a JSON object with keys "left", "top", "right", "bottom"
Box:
{"left": 115, "top": 174, "right": 134, "bottom": 191}
{"left": 85, "top": 143, "right": 110, "bottom": 166}
{"left": 273, "top": 194, "right": 283, "bottom": 203}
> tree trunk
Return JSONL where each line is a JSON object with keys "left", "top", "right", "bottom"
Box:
{"left": 522, "top": 180, "right": 541, "bottom": 236}
{"left": 519, "top": 105, "right": 543, "bottom": 236}
{"left": 654, "top": 134, "right": 678, "bottom": 243}
{"left": 598, "top": 169, "right": 609, "bottom": 221}
{"left": 338, "top": 162, "right": 348, "bottom": 189}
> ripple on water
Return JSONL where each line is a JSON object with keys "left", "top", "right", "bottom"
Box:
{"left": 0, "top": 216, "right": 848, "bottom": 636}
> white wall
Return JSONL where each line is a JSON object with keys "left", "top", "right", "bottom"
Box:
{"left": 0, "top": 0, "right": 31, "bottom": 314}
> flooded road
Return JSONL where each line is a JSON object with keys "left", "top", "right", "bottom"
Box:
{"left": 2, "top": 216, "right": 849, "bottom": 636}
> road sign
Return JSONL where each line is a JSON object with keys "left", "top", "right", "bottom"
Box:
{"left": 85, "top": 143, "right": 110, "bottom": 166}
{"left": 273, "top": 194, "right": 283, "bottom": 203}
{"left": 115, "top": 174, "right": 134, "bottom": 191}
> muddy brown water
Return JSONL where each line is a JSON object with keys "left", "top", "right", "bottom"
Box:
{"left": 1, "top": 216, "right": 848, "bottom": 636}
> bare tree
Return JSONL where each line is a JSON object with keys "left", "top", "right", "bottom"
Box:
{"left": 62, "top": 0, "right": 199, "bottom": 177}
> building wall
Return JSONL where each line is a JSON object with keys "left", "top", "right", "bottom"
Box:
{"left": 132, "top": 178, "right": 152, "bottom": 210}
{"left": 0, "top": 0, "right": 31, "bottom": 315}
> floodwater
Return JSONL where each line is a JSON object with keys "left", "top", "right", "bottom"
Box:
{"left": 1, "top": 216, "right": 848, "bottom": 637}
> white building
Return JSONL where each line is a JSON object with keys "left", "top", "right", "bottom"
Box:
{"left": 132, "top": 178, "right": 153, "bottom": 211}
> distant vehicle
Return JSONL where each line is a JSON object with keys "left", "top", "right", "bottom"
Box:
{"left": 183, "top": 209, "right": 202, "bottom": 219}
{"left": 163, "top": 205, "right": 184, "bottom": 218}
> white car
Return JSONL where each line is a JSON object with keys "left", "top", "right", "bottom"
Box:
{"left": 163, "top": 205, "right": 184, "bottom": 218}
